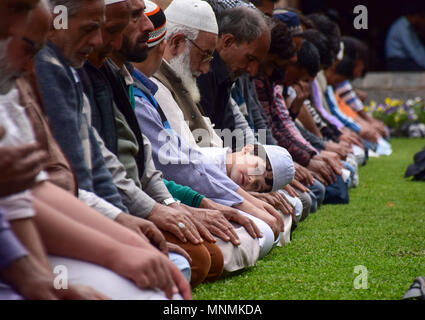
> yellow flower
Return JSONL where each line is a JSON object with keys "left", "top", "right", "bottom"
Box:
{"left": 391, "top": 99, "right": 403, "bottom": 107}
{"left": 385, "top": 98, "right": 392, "bottom": 105}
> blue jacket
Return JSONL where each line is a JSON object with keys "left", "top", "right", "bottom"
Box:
{"left": 35, "top": 42, "right": 128, "bottom": 213}
{"left": 132, "top": 69, "right": 243, "bottom": 208}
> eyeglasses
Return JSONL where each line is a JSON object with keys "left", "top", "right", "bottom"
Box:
{"left": 185, "top": 37, "right": 214, "bottom": 63}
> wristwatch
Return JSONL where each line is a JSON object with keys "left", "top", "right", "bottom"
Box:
{"left": 163, "top": 198, "right": 180, "bottom": 206}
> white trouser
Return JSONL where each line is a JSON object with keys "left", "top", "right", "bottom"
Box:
{"left": 215, "top": 222, "right": 260, "bottom": 274}
{"left": 278, "top": 190, "right": 303, "bottom": 223}
{"left": 352, "top": 145, "right": 365, "bottom": 166}
{"left": 237, "top": 210, "right": 275, "bottom": 260}
{"left": 48, "top": 256, "right": 182, "bottom": 300}
{"left": 0, "top": 256, "right": 182, "bottom": 300}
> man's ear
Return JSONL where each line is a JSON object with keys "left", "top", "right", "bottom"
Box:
{"left": 221, "top": 33, "right": 235, "bottom": 48}
{"left": 168, "top": 33, "right": 186, "bottom": 55}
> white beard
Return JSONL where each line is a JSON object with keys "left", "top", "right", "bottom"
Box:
{"left": 0, "top": 37, "right": 17, "bottom": 95}
{"left": 169, "top": 46, "right": 201, "bottom": 104}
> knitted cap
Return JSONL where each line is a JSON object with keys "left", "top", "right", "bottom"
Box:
{"left": 273, "top": 9, "right": 303, "bottom": 36}
{"left": 165, "top": 0, "right": 218, "bottom": 35}
{"left": 145, "top": 0, "right": 167, "bottom": 47}
{"left": 260, "top": 144, "right": 295, "bottom": 192}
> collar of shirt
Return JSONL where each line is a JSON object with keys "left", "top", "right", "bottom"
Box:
{"left": 133, "top": 68, "right": 159, "bottom": 96}
{"left": 218, "top": 147, "right": 232, "bottom": 175}
{"left": 200, "top": 147, "right": 232, "bottom": 175}
{"left": 108, "top": 58, "right": 134, "bottom": 86}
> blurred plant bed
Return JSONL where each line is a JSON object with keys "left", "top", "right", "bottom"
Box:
{"left": 365, "top": 97, "right": 425, "bottom": 137}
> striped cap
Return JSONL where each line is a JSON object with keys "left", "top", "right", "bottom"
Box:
{"left": 145, "top": 0, "right": 167, "bottom": 48}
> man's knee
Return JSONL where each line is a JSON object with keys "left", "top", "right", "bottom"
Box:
{"left": 237, "top": 211, "right": 274, "bottom": 259}
{"left": 310, "top": 179, "right": 326, "bottom": 207}
{"left": 48, "top": 256, "right": 172, "bottom": 300}
{"left": 215, "top": 224, "right": 260, "bottom": 275}
{"left": 201, "top": 241, "right": 224, "bottom": 283}
{"left": 278, "top": 189, "right": 305, "bottom": 222}
{"left": 163, "top": 232, "right": 211, "bottom": 288}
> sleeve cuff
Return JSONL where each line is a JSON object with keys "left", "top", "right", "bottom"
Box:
{"left": 0, "top": 229, "right": 28, "bottom": 270}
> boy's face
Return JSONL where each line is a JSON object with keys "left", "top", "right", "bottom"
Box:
{"left": 228, "top": 147, "right": 273, "bottom": 193}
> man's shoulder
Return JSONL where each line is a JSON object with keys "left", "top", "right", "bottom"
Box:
{"left": 154, "top": 60, "right": 175, "bottom": 80}
{"left": 35, "top": 43, "right": 76, "bottom": 90}
{"left": 36, "top": 43, "right": 67, "bottom": 70}
{"left": 387, "top": 16, "right": 410, "bottom": 39}
{"left": 151, "top": 76, "right": 173, "bottom": 98}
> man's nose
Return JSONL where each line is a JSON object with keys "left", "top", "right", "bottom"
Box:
{"left": 246, "top": 61, "right": 259, "bottom": 77}
{"left": 89, "top": 29, "right": 103, "bottom": 48}
{"left": 199, "top": 61, "right": 211, "bottom": 75}
{"left": 139, "top": 13, "right": 154, "bottom": 34}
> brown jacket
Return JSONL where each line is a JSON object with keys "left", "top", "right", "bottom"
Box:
{"left": 153, "top": 61, "right": 215, "bottom": 147}
{"left": 16, "top": 77, "right": 77, "bottom": 195}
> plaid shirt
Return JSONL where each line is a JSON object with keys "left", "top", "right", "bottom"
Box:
{"left": 217, "top": 0, "right": 256, "bottom": 9}
{"left": 255, "top": 75, "right": 318, "bottom": 167}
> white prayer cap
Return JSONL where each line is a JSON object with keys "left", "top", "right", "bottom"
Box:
{"left": 262, "top": 145, "right": 295, "bottom": 192}
{"left": 165, "top": 0, "right": 218, "bottom": 35}
{"left": 105, "top": 0, "right": 127, "bottom": 5}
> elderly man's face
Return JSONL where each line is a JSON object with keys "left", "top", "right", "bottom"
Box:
{"left": 168, "top": 31, "right": 217, "bottom": 104}
{"left": 0, "top": 0, "right": 40, "bottom": 39}
{"left": 187, "top": 31, "right": 217, "bottom": 77}
{"left": 119, "top": 0, "right": 154, "bottom": 62}
{"left": 50, "top": 0, "right": 104, "bottom": 68}
{"left": 0, "top": 2, "right": 51, "bottom": 93}
{"left": 220, "top": 29, "right": 271, "bottom": 80}
{"left": 92, "top": 1, "right": 131, "bottom": 65}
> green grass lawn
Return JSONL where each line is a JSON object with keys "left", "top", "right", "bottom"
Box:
{"left": 193, "top": 138, "right": 425, "bottom": 300}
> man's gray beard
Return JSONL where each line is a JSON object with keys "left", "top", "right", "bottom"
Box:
{"left": 169, "top": 46, "right": 201, "bottom": 104}
{"left": 0, "top": 37, "right": 17, "bottom": 95}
